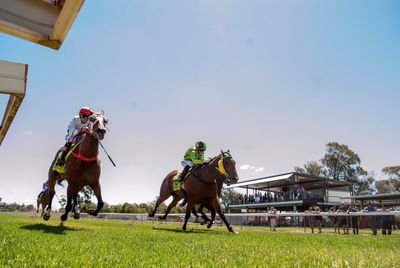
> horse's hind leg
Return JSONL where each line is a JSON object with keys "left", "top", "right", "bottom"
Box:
{"left": 197, "top": 204, "right": 211, "bottom": 224}
{"left": 149, "top": 190, "right": 172, "bottom": 217}
{"left": 205, "top": 204, "right": 216, "bottom": 229}
{"left": 88, "top": 183, "right": 103, "bottom": 217}
{"left": 159, "top": 195, "right": 181, "bottom": 220}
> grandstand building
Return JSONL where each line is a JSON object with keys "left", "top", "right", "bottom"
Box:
{"left": 226, "top": 172, "right": 352, "bottom": 212}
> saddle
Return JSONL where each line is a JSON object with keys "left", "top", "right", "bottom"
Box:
{"left": 172, "top": 172, "right": 184, "bottom": 192}
{"left": 171, "top": 164, "right": 205, "bottom": 193}
{"left": 52, "top": 143, "right": 80, "bottom": 173}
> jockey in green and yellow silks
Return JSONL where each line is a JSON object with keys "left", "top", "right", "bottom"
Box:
{"left": 177, "top": 141, "right": 206, "bottom": 182}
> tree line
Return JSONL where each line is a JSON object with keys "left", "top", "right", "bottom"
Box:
{"left": 294, "top": 141, "right": 400, "bottom": 195}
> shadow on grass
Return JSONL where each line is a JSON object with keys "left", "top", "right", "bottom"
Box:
{"left": 152, "top": 225, "right": 230, "bottom": 235}
{"left": 20, "top": 223, "right": 81, "bottom": 235}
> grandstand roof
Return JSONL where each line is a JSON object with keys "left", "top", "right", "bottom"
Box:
{"left": 227, "top": 172, "right": 350, "bottom": 190}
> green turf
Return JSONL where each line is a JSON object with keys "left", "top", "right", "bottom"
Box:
{"left": 0, "top": 213, "right": 398, "bottom": 267}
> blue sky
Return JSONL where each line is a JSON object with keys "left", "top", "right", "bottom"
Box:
{"left": 1, "top": 1, "right": 399, "bottom": 207}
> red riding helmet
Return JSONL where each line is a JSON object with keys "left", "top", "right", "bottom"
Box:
{"left": 79, "top": 106, "right": 92, "bottom": 116}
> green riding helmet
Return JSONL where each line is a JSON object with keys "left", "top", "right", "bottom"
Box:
{"left": 195, "top": 141, "right": 206, "bottom": 151}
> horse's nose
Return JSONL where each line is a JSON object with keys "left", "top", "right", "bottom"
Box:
{"left": 97, "top": 129, "right": 106, "bottom": 140}
{"left": 232, "top": 176, "right": 239, "bottom": 184}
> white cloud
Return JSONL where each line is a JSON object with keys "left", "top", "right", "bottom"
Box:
{"left": 23, "top": 131, "right": 32, "bottom": 135}
{"left": 240, "top": 164, "right": 250, "bottom": 170}
{"left": 240, "top": 164, "right": 264, "bottom": 172}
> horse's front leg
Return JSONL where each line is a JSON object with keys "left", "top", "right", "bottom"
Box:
{"left": 214, "top": 199, "right": 237, "bottom": 234}
{"left": 88, "top": 183, "right": 103, "bottom": 217}
{"left": 36, "top": 197, "right": 40, "bottom": 214}
{"left": 43, "top": 181, "right": 56, "bottom": 221}
{"left": 182, "top": 202, "right": 194, "bottom": 232}
{"left": 60, "top": 187, "right": 74, "bottom": 222}
{"left": 72, "top": 194, "right": 80, "bottom": 220}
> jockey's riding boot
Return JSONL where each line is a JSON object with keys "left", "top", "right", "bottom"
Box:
{"left": 56, "top": 142, "right": 71, "bottom": 166}
{"left": 178, "top": 166, "right": 190, "bottom": 182}
{"left": 56, "top": 150, "right": 67, "bottom": 166}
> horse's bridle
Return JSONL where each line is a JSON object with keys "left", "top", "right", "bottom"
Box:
{"left": 85, "top": 114, "right": 106, "bottom": 140}
{"left": 214, "top": 153, "right": 237, "bottom": 185}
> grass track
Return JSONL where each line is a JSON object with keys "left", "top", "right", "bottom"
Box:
{"left": 0, "top": 213, "right": 399, "bottom": 267}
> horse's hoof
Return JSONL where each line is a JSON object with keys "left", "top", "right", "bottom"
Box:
{"left": 60, "top": 214, "right": 68, "bottom": 221}
{"left": 43, "top": 214, "right": 50, "bottom": 221}
{"left": 88, "top": 210, "right": 98, "bottom": 217}
{"left": 229, "top": 227, "right": 239, "bottom": 234}
{"left": 73, "top": 213, "right": 80, "bottom": 220}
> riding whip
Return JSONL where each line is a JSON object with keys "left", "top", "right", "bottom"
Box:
{"left": 99, "top": 141, "right": 116, "bottom": 167}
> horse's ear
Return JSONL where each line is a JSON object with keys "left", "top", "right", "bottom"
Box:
{"left": 220, "top": 149, "right": 225, "bottom": 156}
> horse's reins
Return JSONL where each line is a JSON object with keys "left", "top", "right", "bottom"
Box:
{"left": 73, "top": 115, "right": 117, "bottom": 167}
{"left": 71, "top": 117, "right": 101, "bottom": 162}
{"left": 193, "top": 155, "right": 230, "bottom": 185}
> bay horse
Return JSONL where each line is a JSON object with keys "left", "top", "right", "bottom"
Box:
{"left": 43, "top": 112, "right": 108, "bottom": 222}
{"left": 36, "top": 190, "right": 49, "bottom": 217}
{"left": 149, "top": 150, "right": 239, "bottom": 233}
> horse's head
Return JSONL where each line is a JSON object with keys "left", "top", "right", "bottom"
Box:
{"left": 215, "top": 150, "right": 239, "bottom": 186}
{"left": 87, "top": 112, "right": 108, "bottom": 140}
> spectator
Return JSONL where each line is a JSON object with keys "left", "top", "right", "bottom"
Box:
{"left": 299, "top": 186, "right": 305, "bottom": 199}
{"left": 337, "top": 202, "right": 349, "bottom": 235}
{"left": 306, "top": 206, "right": 317, "bottom": 233}
{"left": 362, "top": 201, "right": 377, "bottom": 235}
{"left": 314, "top": 206, "right": 323, "bottom": 233}
{"left": 268, "top": 207, "right": 278, "bottom": 232}
{"left": 380, "top": 206, "right": 393, "bottom": 235}
{"left": 347, "top": 204, "right": 359, "bottom": 235}
{"left": 329, "top": 206, "right": 340, "bottom": 234}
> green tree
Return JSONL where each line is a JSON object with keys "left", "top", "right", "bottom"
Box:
{"left": 221, "top": 188, "right": 242, "bottom": 210}
{"left": 294, "top": 161, "right": 325, "bottom": 177}
{"left": 321, "top": 142, "right": 372, "bottom": 194}
{"left": 382, "top": 166, "right": 400, "bottom": 191}
{"left": 356, "top": 172, "right": 375, "bottom": 195}
{"left": 80, "top": 186, "right": 93, "bottom": 204}
{"left": 375, "top": 180, "right": 395, "bottom": 194}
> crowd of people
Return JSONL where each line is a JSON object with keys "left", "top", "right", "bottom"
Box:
{"left": 232, "top": 186, "right": 323, "bottom": 204}
{"left": 266, "top": 201, "right": 396, "bottom": 235}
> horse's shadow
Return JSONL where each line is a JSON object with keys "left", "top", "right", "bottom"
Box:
{"left": 20, "top": 223, "right": 80, "bottom": 235}
{"left": 152, "top": 225, "right": 227, "bottom": 235}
